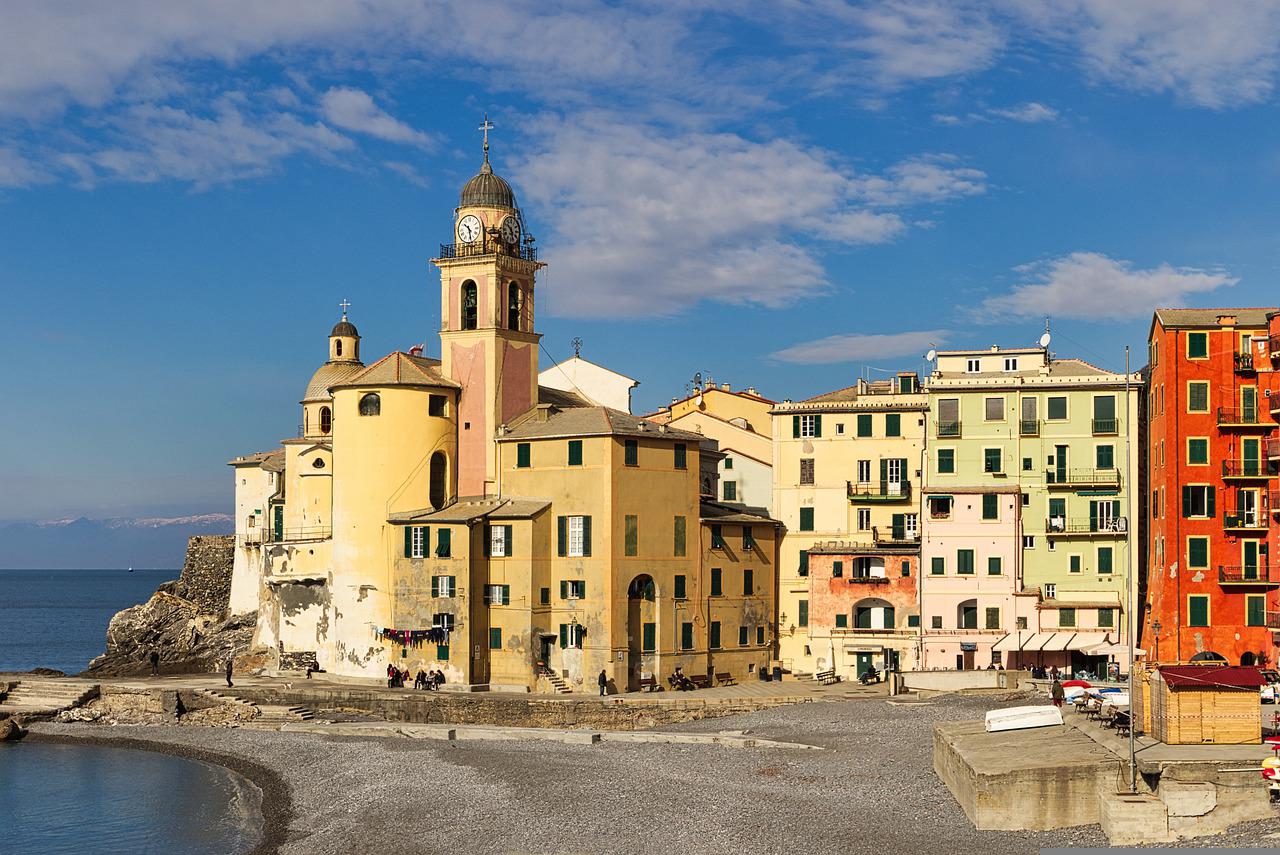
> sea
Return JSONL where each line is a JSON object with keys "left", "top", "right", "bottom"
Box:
{"left": 0, "top": 567, "right": 173, "bottom": 674}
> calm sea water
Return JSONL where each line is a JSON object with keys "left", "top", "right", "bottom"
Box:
{"left": 0, "top": 741, "right": 261, "bottom": 854}
{"left": 0, "top": 568, "right": 173, "bottom": 674}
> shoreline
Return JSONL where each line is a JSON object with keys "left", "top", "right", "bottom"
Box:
{"left": 26, "top": 727, "right": 293, "bottom": 855}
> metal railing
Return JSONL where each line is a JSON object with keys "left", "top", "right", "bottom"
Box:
{"left": 872, "top": 526, "right": 920, "bottom": 547}
{"left": 1222, "top": 460, "right": 1272, "bottom": 478}
{"left": 1235, "top": 352, "right": 1256, "bottom": 372}
{"left": 1091, "top": 417, "right": 1119, "bottom": 435}
{"left": 1019, "top": 419, "right": 1040, "bottom": 437}
{"left": 832, "top": 626, "right": 913, "bottom": 635}
{"left": 1267, "top": 439, "right": 1280, "bottom": 459}
{"left": 1218, "top": 564, "right": 1274, "bottom": 584}
{"left": 847, "top": 480, "right": 913, "bottom": 502}
{"left": 936, "top": 420, "right": 961, "bottom": 438}
{"left": 271, "top": 526, "right": 332, "bottom": 542}
{"left": 1044, "top": 518, "right": 1127, "bottom": 535}
{"left": 1223, "top": 510, "right": 1268, "bottom": 529}
{"left": 1267, "top": 611, "right": 1280, "bottom": 629}
{"left": 1217, "top": 406, "right": 1263, "bottom": 426}
{"left": 1045, "top": 467, "right": 1121, "bottom": 486}
{"left": 438, "top": 237, "right": 537, "bottom": 262}
{"left": 845, "top": 576, "right": 891, "bottom": 585}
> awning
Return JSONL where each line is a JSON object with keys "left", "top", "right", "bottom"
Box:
{"left": 1084, "top": 640, "right": 1146, "bottom": 657}
{"left": 997, "top": 632, "right": 1113, "bottom": 653}
{"left": 992, "top": 631, "right": 1036, "bottom": 652}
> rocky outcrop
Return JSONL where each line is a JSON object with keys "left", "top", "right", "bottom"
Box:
{"left": 84, "top": 534, "right": 254, "bottom": 676}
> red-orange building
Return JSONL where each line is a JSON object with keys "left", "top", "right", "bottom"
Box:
{"left": 1145, "top": 308, "right": 1280, "bottom": 666}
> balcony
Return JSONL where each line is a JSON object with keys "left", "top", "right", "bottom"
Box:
{"left": 1222, "top": 460, "right": 1273, "bottom": 479}
{"left": 240, "top": 530, "right": 265, "bottom": 545}
{"left": 1044, "top": 518, "right": 1128, "bottom": 537}
{"left": 1268, "top": 439, "right": 1280, "bottom": 460}
{"left": 872, "top": 526, "right": 920, "bottom": 548}
{"left": 1019, "top": 419, "right": 1040, "bottom": 437}
{"left": 1223, "top": 510, "right": 1269, "bottom": 531}
{"left": 937, "top": 420, "right": 961, "bottom": 438}
{"left": 271, "top": 526, "right": 333, "bottom": 543}
{"left": 1235, "top": 351, "right": 1256, "bottom": 373}
{"left": 1217, "top": 406, "right": 1269, "bottom": 428}
{"left": 437, "top": 237, "right": 538, "bottom": 263}
{"left": 847, "top": 480, "right": 913, "bottom": 503}
{"left": 1218, "top": 564, "right": 1278, "bottom": 587}
{"left": 1045, "top": 467, "right": 1121, "bottom": 488}
{"left": 1091, "top": 417, "right": 1119, "bottom": 436}
{"left": 845, "top": 575, "right": 891, "bottom": 586}
{"left": 832, "top": 626, "right": 915, "bottom": 635}
{"left": 1267, "top": 612, "right": 1280, "bottom": 629}
{"left": 1271, "top": 335, "right": 1280, "bottom": 358}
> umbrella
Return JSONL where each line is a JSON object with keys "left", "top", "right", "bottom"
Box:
{"left": 1062, "top": 679, "right": 1091, "bottom": 689}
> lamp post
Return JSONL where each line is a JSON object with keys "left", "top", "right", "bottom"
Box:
{"left": 1152, "top": 619, "right": 1162, "bottom": 664}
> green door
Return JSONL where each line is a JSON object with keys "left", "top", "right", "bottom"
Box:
{"left": 1244, "top": 541, "right": 1259, "bottom": 580}
{"left": 1242, "top": 387, "right": 1257, "bottom": 423}
{"left": 273, "top": 505, "right": 283, "bottom": 541}
{"left": 891, "top": 513, "right": 905, "bottom": 540}
{"left": 855, "top": 652, "right": 874, "bottom": 679}
{"left": 1244, "top": 438, "right": 1261, "bottom": 476}
{"left": 1054, "top": 445, "right": 1068, "bottom": 483}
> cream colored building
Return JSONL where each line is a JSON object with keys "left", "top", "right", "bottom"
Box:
{"left": 538, "top": 354, "right": 639, "bottom": 413}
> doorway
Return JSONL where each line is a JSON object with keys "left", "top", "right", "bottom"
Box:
{"left": 539, "top": 635, "right": 554, "bottom": 667}
{"left": 626, "top": 575, "right": 656, "bottom": 691}
{"left": 856, "top": 652, "right": 875, "bottom": 679}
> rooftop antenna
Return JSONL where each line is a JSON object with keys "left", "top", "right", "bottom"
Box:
{"left": 571, "top": 337, "right": 583, "bottom": 358}
{"left": 924, "top": 345, "right": 937, "bottom": 362}
{"left": 1039, "top": 317, "right": 1052, "bottom": 349}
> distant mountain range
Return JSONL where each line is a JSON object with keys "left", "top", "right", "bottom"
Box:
{"left": 0, "top": 514, "right": 234, "bottom": 569}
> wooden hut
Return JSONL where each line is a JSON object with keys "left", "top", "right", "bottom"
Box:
{"left": 1150, "top": 665, "right": 1264, "bottom": 744}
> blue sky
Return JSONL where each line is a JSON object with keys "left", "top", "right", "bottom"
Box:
{"left": 3, "top": 1, "right": 1279, "bottom": 520}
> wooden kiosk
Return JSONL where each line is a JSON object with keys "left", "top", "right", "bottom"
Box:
{"left": 1149, "top": 665, "right": 1265, "bottom": 745}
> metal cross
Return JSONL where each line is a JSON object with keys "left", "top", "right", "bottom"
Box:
{"left": 479, "top": 115, "right": 494, "bottom": 154}
{"left": 339, "top": 299, "right": 351, "bottom": 318}
{"left": 571, "top": 337, "right": 583, "bottom": 357}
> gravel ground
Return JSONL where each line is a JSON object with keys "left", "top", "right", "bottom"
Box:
{"left": 29, "top": 693, "right": 1280, "bottom": 854}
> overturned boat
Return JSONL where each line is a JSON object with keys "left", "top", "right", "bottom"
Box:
{"left": 984, "top": 705, "right": 1064, "bottom": 732}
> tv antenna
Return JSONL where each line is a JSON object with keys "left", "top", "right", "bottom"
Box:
{"left": 1039, "top": 317, "right": 1052, "bottom": 349}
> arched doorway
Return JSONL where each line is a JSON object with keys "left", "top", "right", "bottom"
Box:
{"left": 626, "top": 575, "right": 656, "bottom": 691}
{"left": 429, "top": 452, "right": 448, "bottom": 510}
{"left": 1241, "top": 652, "right": 1257, "bottom": 666}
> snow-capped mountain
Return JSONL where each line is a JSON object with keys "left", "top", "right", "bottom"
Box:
{"left": 0, "top": 514, "right": 234, "bottom": 569}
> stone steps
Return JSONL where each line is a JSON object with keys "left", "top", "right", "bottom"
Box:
{"left": 0, "top": 680, "right": 98, "bottom": 718}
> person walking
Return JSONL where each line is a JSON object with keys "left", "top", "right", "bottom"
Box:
{"left": 598, "top": 669, "right": 608, "bottom": 697}
{"left": 224, "top": 657, "right": 234, "bottom": 688}
{"left": 149, "top": 650, "right": 160, "bottom": 676}
{"left": 1050, "top": 678, "right": 1065, "bottom": 708}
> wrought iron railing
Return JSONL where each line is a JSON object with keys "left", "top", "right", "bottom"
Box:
{"left": 271, "top": 526, "right": 332, "bottom": 542}
{"left": 1222, "top": 460, "right": 1271, "bottom": 478}
{"left": 1217, "top": 406, "right": 1263, "bottom": 426}
{"left": 847, "top": 480, "right": 912, "bottom": 502}
{"left": 1219, "top": 564, "right": 1274, "bottom": 584}
{"left": 872, "top": 526, "right": 920, "bottom": 546}
{"left": 1092, "top": 417, "right": 1118, "bottom": 435}
{"left": 1045, "top": 518, "right": 1127, "bottom": 535}
{"left": 1223, "top": 510, "right": 1268, "bottom": 529}
{"left": 1267, "top": 611, "right": 1280, "bottom": 629}
{"left": 936, "top": 420, "right": 961, "bottom": 438}
{"left": 1045, "top": 467, "right": 1121, "bottom": 486}
{"left": 438, "top": 238, "right": 537, "bottom": 262}
{"left": 1267, "top": 440, "right": 1280, "bottom": 459}
{"left": 1019, "top": 419, "right": 1040, "bottom": 437}
{"left": 1235, "top": 352, "right": 1256, "bottom": 372}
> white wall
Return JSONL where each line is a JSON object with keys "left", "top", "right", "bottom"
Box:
{"left": 229, "top": 464, "right": 276, "bottom": 615}
{"left": 539, "top": 357, "right": 638, "bottom": 413}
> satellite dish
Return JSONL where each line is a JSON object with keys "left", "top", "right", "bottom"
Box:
{"left": 925, "top": 349, "right": 937, "bottom": 362}
{"left": 1039, "top": 333, "right": 1051, "bottom": 348}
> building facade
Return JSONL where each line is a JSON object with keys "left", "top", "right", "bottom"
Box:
{"left": 1145, "top": 308, "right": 1280, "bottom": 667}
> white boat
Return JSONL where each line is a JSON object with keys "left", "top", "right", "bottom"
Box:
{"left": 984, "top": 705, "right": 1064, "bottom": 732}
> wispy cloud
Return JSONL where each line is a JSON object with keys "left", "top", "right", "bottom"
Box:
{"left": 974, "top": 251, "right": 1238, "bottom": 320}
{"left": 771, "top": 329, "right": 950, "bottom": 365}
{"left": 320, "top": 87, "right": 430, "bottom": 147}
{"left": 934, "top": 101, "right": 1059, "bottom": 125}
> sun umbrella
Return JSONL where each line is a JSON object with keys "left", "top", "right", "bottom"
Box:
{"left": 1062, "top": 679, "right": 1091, "bottom": 689}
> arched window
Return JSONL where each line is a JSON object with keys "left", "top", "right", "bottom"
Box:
{"left": 429, "top": 452, "right": 448, "bottom": 510}
{"left": 319, "top": 406, "right": 332, "bottom": 434}
{"left": 461, "top": 281, "right": 478, "bottom": 330}
{"left": 359, "top": 393, "right": 381, "bottom": 416}
{"left": 508, "top": 282, "right": 521, "bottom": 330}
{"left": 335, "top": 339, "right": 343, "bottom": 357}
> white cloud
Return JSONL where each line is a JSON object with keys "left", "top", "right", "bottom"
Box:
{"left": 382, "top": 160, "right": 428, "bottom": 187}
{"left": 0, "top": 146, "right": 48, "bottom": 188}
{"left": 975, "top": 252, "right": 1238, "bottom": 320}
{"left": 320, "top": 87, "right": 430, "bottom": 147}
{"left": 515, "top": 117, "right": 986, "bottom": 317}
{"left": 771, "top": 329, "right": 950, "bottom": 365}
{"left": 933, "top": 101, "right": 1059, "bottom": 125}
{"left": 850, "top": 0, "right": 1004, "bottom": 85}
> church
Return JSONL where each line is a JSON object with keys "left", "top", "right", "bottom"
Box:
{"left": 227, "top": 133, "right": 779, "bottom": 693}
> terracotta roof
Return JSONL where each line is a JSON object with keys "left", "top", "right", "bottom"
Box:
{"left": 302, "top": 360, "right": 366, "bottom": 402}
{"left": 1157, "top": 665, "right": 1266, "bottom": 689}
{"left": 333, "top": 352, "right": 459, "bottom": 390}
{"left": 1153, "top": 308, "right": 1275, "bottom": 329}
{"left": 227, "top": 449, "right": 286, "bottom": 472}
{"left": 538, "top": 385, "right": 593, "bottom": 408}
{"left": 699, "top": 499, "right": 778, "bottom": 525}
{"left": 500, "top": 405, "right": 704, "bottom": 442}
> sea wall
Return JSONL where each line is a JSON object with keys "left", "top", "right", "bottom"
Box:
{"left": 173, "top": 535, "right": 236, "bottom": 617}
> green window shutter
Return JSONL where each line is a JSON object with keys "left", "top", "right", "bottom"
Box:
{"left": 557, "top": 516, "right": 567, "bottom": 557}
{"left": 711, "top": 524, "right": 723, "bottom": 549}
{"left": 539, "top": 587, "right": 549, "bottom": 605}
{"left": 436, "top": 527, "right": 451, "bottom": 557}
{"left": 1247, "top": 596, "right": 1265, "bottom": 627}
{"left": 1188, "top": 596, "right": 1209, "bottom": 627}
{"left": 559, "top": 624, "right": 568, "bottom": 648}
{"left": 891, "top": 513, "right": 905, "bottom": 540}
{"left": 711, "top": 567, "right": 722, "bottom": 596}
{"left": 799, "top": 550, "right": 809, "bottom": 576}
{"left": 437, "top": 644, "right": 449, "bottom": 660}
{"left": 578, "top": 581, "right": 586, "bottom": 599}
{"left": 517, "top": 442, "right": 531, "bottom": 468}
{"left": 743, "top": 568, "right": 753, "bottom": 596}
{"left": 449, "top": 575, "right": 456, "bottom": 595}
{"left": 1059, "top": 608, "right": 1076, "bottom": 628}
{"left": 709, "top": 621, "right": 721, "bottom": 649}
{"left": 931, "top": 556, "right": 944, "bottom": 575}
{"left": 674, "top": 515, "right": 686, "bottom": 557}
{"left": 1181, "top": 486, "right": 1191, "bottom": 518}
{"left": 431, "top": 576, "right": 439, "bottom": 597}
{"left": 982, "top": 494, "right": 997, "bottom": 520}
{"left": 582, "top": 516, "right": 592, "bottom": 557}
{"left": 503, "top": 525, "right": 513, "bottom": 557}
{"left": 1188, "top": 538, "right": 1207, "bottom": 568}
{"left": 987, "top": 557, "right": 1001, "bottom": 575}
{"left": 885, "top": 606, "right": 895, "bottom": 628}
{"left": 1206, "top": 487, "right": 1215, "bottom": 518}
{"left": 835, "top": 613, "right": 848, "bottom": 628}
{"left": 568, "top": 440, "right": 583, "bottom": 466}
{"left": 799, "top": 507, "right": 814, "bottom": 531}
{"left": 1089, "top": 501, "right": 1099, "bottom": 532}
{"left": 404, "top": 526, "right": 413, "bottom": 558}
{"left": 879, "top": 458, "right": 888, "bottom": 482}
{"left": 625, "top": 515, "right": 638, "bottom": 556}
{"left": 1098, "top": 547, "right": 1113, "bottom": 574}
{"left": 489, "top": 628, "right": 502, "bottom": 649}
{"left": 813, "top": 415, "right": 822, "bottom": 438}
{"left": 739, "top": 626, "right": 749, "bottom": 646}
{"left": 501, "top": 584, "right": 510, "bottom": 604}
{"left": 1096, "top": 445, "right": 1113, "bottom": 469}
{"left": 643, "top": 622, "right": 656, "bottom": 652}
{"left": 901, "top": 560, "right": 910, "bottom": 577}
{"left": 798, "top": 600, "right": 808, "bottom": 627}
{"left": 757, "top": 626, "right": 765, "bottom": 645}
{"left": 886, "top": 413, "right": 900, "bottom": 437}
{"left": 938, "top": 449, "right": 954, "bottom": 473}
{"left": 858, "top": 414, "right": 872, "bottom": 437}
{"left": 674, "top": 443, "right": 687, "bottom": 470}
{"left": 1098, "top": 608, "right": 1114, "bottom": 628}
{"left": 957, "top": 550, "right": 974, "bottom": 575}
{"left": 560, "top": 580, "right": 568, "bottom": 599}
{"left": 674, "top": 575, "right": 686, "bottom": 599}
{"left": 907, "top": 614, "right": 920, "bottom": 628}
{"left": 483, "top": 525, "right": 491, "bottom": 557}
{"left": 624, "top": 439, "right": 638, "bottom": 466}
{"left": 681, "top": 622, "right": 694, "bottom": 650}
{"left": 792, "top": 415, "right": 800, "bottom": 438}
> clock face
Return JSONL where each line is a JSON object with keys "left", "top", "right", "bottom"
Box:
{"left": 457, "top": 214, "right": 482, "bottom": 243}
{"left": 500, "top": 216, "right": 521, "bottom": 245}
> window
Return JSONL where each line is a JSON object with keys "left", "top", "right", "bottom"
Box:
{"left": 1187, "top": 438, "right": 1209, "bottom": 465}
{"left": 835, "top": 613, "right": 848, "bottom": 629}
{"left": 928, "top": 496, "right": 952, "bottom": 519}
{"left": 539, "top": 587, "right": 550, "bottom": 605}
{"left": 966, "top": 358, "right": 981, "bottom": 373}
{"left": 430, "top": 575, "right": 456, "bottom": 597}
{"left": 1183, "top": 485, "right": 1214, "bottom": 518}
{"left": 709, "top": 621, "right": 721, "bottom": 650}
{"left": 1247, "top": 595, "right": 1266, "bottom": 627}
{"left": 982, "top": 494, "right": 999, "bottom": 520}
{"left": 1187, "top": 381, "right": 1209, "bottom": 413}
{"left": 798, "top": 549, "right": 809, "bottom": 576}
{"left": 1047, "top": 396, "right": 1067, "bottom": 420}
{"left": 937, "top": 398, "right": 960, "bottom": 436}
{"left": 983, "top": 448, "right": 1002, "bottom": 473}
{"left": 742, "top": 526, "right": 755, "bottom": 551}
{"left": 1022, "top": 535, "right": 1035, "bottom": 549}
{"left": 1069, "top": 555, "right": 1081, "bottom": 574}
{"left": 437, "top": 644, "right": 450, "bottom": 660}
{"left": 960, "top": 604, "right": 978, "bottom": 630}
{"left": 1099, "top": 608, "right": 1115, "bottom": 628}
{"left": 624, "top": 515, "right": 638, "bottom": 556}
{"left": 486, "top": 584, "right": 511, "bottom": 606}
{"left": 624, "top": 439, "right": 638, "bottom": 466}
{"left": 743, "top": 568, "right": 754, "bottom": 596}
{"left": 937, "top": 449, "right": 955, "bottom": 474}
{"left": 319, "top": 406, "right": 332, "bottom": 434}
{"left": 560, "top": 579, "right": 586, "bottom": 600}
{"left": 908, "top": 614, "right": 921, "bottom": 628}
{"left": 674, "top": 443, "right": 687, "bottom": 470}
{"left": 856, "top": 413, "right": 873, "bottom": 437}
{"left": 710, "top": 567, "right": 722, "bottom": 596}
{"left": 567, "top": 440, "right": 583, "bottom": 466}
{"left": 957, "top": 549, "right": 975, "bottom": 575}
{"left": 1022, "top": 457, "right": 1032, "bottom": 471}
{"left": 1003, "top": 357, "right": 1018, "bottom": 372}
{"left": 489, "top": 524, "right": 512, "bottom": 558}
{"left": 984, "top": 397, "right": 1004, "bottom": 421}
{"left": 1096, "top": 445, "right": 1114, "bottom": 470}
{"left": 673, "top": 516, "right": 686, "bottom": 557}
{"left": 680, "top": 622, "right": 694, "bottom": 650}
{"left": 711, "top": 524, "right": 725, "bottom": 549}
{"left": 461, "top": 281, "right": 478, "bottom": 330}
{"left": 797, "top": 414, "right": 820, "bottom": 438}
{"left": 433, "top": 613, "right": 456, "bottom": 631}
{"left": 428, "top": 395, "right": 447, "bottom": 418}
{"left": 832, "top": 560, "right": 843, "bottom": 578}
{"left": 885, "top": 413, "right": 901, "bottom": 437}
{"left": 757, "top": 626, "right": 765, "bottom": 645}
{"left": 557, "top": 515, "right": 591, "bottom": 558}
{"left": 898, "top": 374, "right": 917, "bottom": 393}
{"left": 723, "top": 481, "right": 737, "bottom": 501}
{"left": 800, "top": 458, "right": 815, "bottom": 485}
{"left": 739, "top": 626, "right": 749, "bottom": 646}
{"left": 559, "top": 623, "right": 585, "bottom": 649}
{"left": 857, "top": 459, "right": 872, "bottom": 482}
{"left": 1152, "top": 489, "right": 1160, "bottom": 519}
{"left": 674, "top": 575, "right": 687, "bottom": 599}
{"left": 642, "top": 622, "right": 656, "bottom": 652}
{"left": 435, "top": 528, "right": 452, "bottom": 558}
{"left": 987, "top": 556, "right": 1002, "bottom": 575}
{"left": 409, "top": 526, "right": 426, "bottom": 559}
{"left": 508, "top": 282, "right": 521, "bottom": 330}
{"left": 1093, "top": 545, "right": 1113, "bottom": 575}
{"left": 1186, "top": 331, "right": 1208, "bottom": 359}
{"left": 358, "top": 393, "right": 381, "bottom": 416}
{"left": 516, "top": 442, "right": 531, "bottom": 468}
{"left": 931, "top": 556, "right": 944, "bottom": 575}
{"left": 1187, "top": 536, "right": 1209, "bottom": 569}
{"left": 799, "top": 507, "right": 814, "bottom": 531}
{"left": 856, "top": 508, "right": 871, "bottom": 531}
{"left": 1045, "top": 583, "right": 1056, "bottom": 599}
{"left": 797, "top": 600, "right": 808, "bottom": 627}
{"left": 1188, "top": 595, "right": 1209, "bottom": 627}
{"left": 985, "top": 607, "right": 1001, "bottom": 629}
{"left": 724, "top": 457, "right": 733, "bottom": 470}
{"left": 1059, "top": 608, "right": 1076, "bottom": 628}
{"left": 931, "top": 615, "right": 943, "bottom": 629}
{"left": 836, "top": 423, "right": 845, "bottom": 435}
{"left": 335, "top": 339, "right": 343, "bottom": 357}
{"left": 490, "top": 627, "right": 503, "bottom": 649}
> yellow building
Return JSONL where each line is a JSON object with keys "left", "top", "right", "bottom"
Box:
{"left": 228, "top": 135, "right": 777, "bottom": 691}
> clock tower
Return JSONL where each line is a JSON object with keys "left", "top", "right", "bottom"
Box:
{"left": 432, "top": 119, "right": 543, "bottom": 497}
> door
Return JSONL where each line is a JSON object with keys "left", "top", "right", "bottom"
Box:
{"left": 1244, "top": 438, "right": 1261, "bottom": 476}
{"left": 1242, "top": 387, "right": 1258, "bottom": 424}
{"left": 891, "top": 513, "right": 905, "bottom": 541}
{"left": 1054, "top": 445, "right": 1068, "bottom": 483}
{"left": 856, "top": 652, "right": 874, "bottom": 679}
{"left": 273, "top": 505, "right": 283, "bottom": 541}
{"left": 539, "top": 636, "right": 553, "bottom": 666}
{"left": 961, "top": 649, "right": 975, "bottom": 670}
{"left": 885, "top": 458, "right": 903, "bottom": 495}
{"left": 1239, "top": 490, "right": 1259, "bottom": 528}
{"left": 1021, "top": 396, "right": 1037, "bottom": 434}
{"left": 1244, "top": 541, "right": 1260, "bottom": 580}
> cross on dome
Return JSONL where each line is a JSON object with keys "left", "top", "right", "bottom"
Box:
{"left": 339, "top": 298, "right": 351, "bottom": 319}
{"left": 478, "top": 114, "right": 494, "bottom": 161}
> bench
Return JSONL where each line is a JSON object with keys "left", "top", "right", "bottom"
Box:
{"left": 714, "top": 672, "right": 736, "bottom": 687}
{"left": 668, "top": 675, "right": 694, "bottom": 691}
{"left": 816, "top": 669, "right": 840, "bottom": 685}
{"left": 689, "top": 674, "right": 711, "bottom": 690}
{"left": 639, "top": 676, "right": 659, "bottom": 692}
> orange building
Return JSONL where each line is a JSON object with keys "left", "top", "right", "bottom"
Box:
{"left": 1145, "top": 308, "right": 1280, "bottom": 666}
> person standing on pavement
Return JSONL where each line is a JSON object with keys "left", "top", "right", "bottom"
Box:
{"left": 149, "top": 650, "right": 160, "bottom": 676}
{"left": 598, "top": 670, "right": 608, "bottom": 697}
{"left": 225, "top": 657, "right": 234, "bottom": 688}
{"left": 1050, "top": 678, "right": 1065, "bottom": 708}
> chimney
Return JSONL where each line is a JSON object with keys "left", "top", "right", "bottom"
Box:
{"left": 1218, "top": 315, "right": 1237, "bottom": 327}
{"left": 720, "top": 383, "right": 730, "bottom": 391}
{"left": 990, "top": 344, "right": 1000, "bottom": 352}
{"left": 745, "top": 386, "right": 757, "bottom": 395}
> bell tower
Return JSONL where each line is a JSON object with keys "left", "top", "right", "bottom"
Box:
{"left": 432, "top": 117, "right": 543, "bottom": 497}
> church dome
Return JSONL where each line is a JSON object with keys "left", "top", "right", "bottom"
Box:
{"left": 303, "top": 361, "right": 365, "bottom": 403}
{"left": 460, "top": 158, "right": 516, "bottom": 209}
{"left": 331, "top": 318, "right": 359, "bottom": 337}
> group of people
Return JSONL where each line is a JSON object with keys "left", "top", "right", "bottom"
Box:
{"left": 387, "top": 663, "right": 446, "bottom": 690}
{"left": 671, "top": 666, "right": 698, "bottom": 690}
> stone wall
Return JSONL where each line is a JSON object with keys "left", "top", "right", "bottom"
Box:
{"left": 173, "top": 535, "right": 236, "bottom": 617}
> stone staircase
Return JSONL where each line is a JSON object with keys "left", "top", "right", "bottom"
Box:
{"left": 0, "top": 680, "right": 98, "bottom": 719}
{"left": 201, "top": 689, "right": 316, "bottom": 728}
{"left": 538, "top": 668, "right": 572, "bottom": 695}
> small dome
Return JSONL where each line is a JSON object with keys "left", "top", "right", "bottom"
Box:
{"left": 460, "top": 158, "right": 516, "bottom": 209}
{"left": 303, "top": 361, "right": 365, "bottom": 403}
{"left": 331, "top": 318, "right": 358, "bottom": 337}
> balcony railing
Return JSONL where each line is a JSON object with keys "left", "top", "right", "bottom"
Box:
{"left": 1219, "top": 564, "right": 1277, "bottom": 586}
{"left": 437, "top": 237, "right": 538, "bottom": 263}
{"left": 1223, "top": 510, "right": 1268, "bottom": 530}
{"left": 1217, "top": 406, "right": 1266, "bottom": 427}
{"left": 872, "top": 526, "right": 920, "bottom": 547}
{"left": 847, "top": 480, "right": 913, "bottom": 503}
{"left": 1019, "top": 419, "right": 1040, "bottom": 437}
{"left": 1222, "top": 460, "right": 1273, "bottom": 478}
{"left": 936, "top": 420, "right": 961, "bottom": 438}
{"left": 1092, "top": 417, "right": 1119, "bottom": 435}
{"left": 1045, "top": 467, "right": 1121, "bottom": 487}
{"left": 1270, "top": 335, "right": 1280, "bottom": 357}
{"left": 1235, "top": 351, "right": 1256, "bottom": 373}
{"left": 1267, "top": 611, "right": 1280, "bottom": 629}
{"left": 845, "top": 576, "right": 891, "bottom": 585}
{"left": 1044, "top": 518, "right": 1128, "bottom": 536}
{"left": 832, "top": 626, "right": 914, "bottom": 635}
{"left": 271, "top": 526, "right": 333, "bottom": 543}
{"left": 1267, "top": 439, "right": 1280, "bottom": 460}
